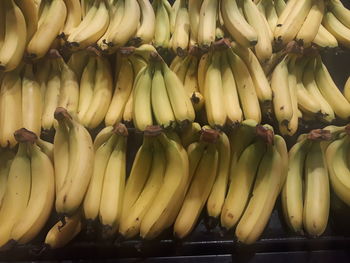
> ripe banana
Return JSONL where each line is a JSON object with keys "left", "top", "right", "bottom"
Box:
{"left": 61, "top": 0, "right": 82, "bottom": 38}
{"left": 11, "top": 138, "right": 55, "bottom": 245}
{"left": 133, "top": 0, "right": 155, "bottom": 45}
{"left": 197, "top": 0, "right": 218, "bottom": 48}
{"left": 328, "top": 0, "right": 350, "bottom": 28}
{"left": 0, "top": 142, "right": 31, "bottom": 247}
{"left": 221, "top": 140, "right": 266, "bottom": 230}
{"left": 171, "top": 0, "right": 190, "bottom": 55}
{"left": 235, "top": 144, "right": 282, "bottom": 245}
{"left": 344, "top": 76, "right": 350, "bottom": 102}
{"left": 322, "top": 11, "right": 350, "bottom": 48}
{"left": 303, "top": 141, "right": 330, "bottom": 237}
{"left": 54, "top": 108, "right": 94, "bottom": 216}
{"left": 221, "top": 0, "right": 258, "bottom": 47}
{"left": 26, "top": 0, "right": 67, "bottom": 59}
{"left": 0, "top": 150, "right": 14, "bottom": 209}
{"left": 0, "top": 0, "right": 27, "bottom": 72}
{"left": 14, "top": 0, "right": 38, "bottom": 43}
{"left": 313, "top": 25, "right": 338, "bottom": 48}
{"left": 153, "top": 0, "right": 171, "bottom": 48}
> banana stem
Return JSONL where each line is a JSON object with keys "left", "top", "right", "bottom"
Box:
{"left": 200, "top": 128, "right": 220, "bottom": 144}
{"left": 14, "top": 128, "right": 38, "bottom": 143}
{"left": 256, "top": 125, "right": 274, "bottom": 145}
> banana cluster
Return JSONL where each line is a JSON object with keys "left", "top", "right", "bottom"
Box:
{"left": 0, "top": 128, "right": 54, "bottom": 247}
{"left": 281, "top": 126, "right": 350, "bottom": 237}
{"left": 271, "top": 53, "right": 350, "bottom": 136}
{"left": 221, "top": 121, "right": 288, "bottom": 244}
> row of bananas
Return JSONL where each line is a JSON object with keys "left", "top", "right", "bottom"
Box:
{"left": 271, "top": 52, "right": 350, "bottom": 136}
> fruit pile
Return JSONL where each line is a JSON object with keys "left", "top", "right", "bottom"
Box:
{"left": 0, "top": 0, "right": 350, "bottom": 254}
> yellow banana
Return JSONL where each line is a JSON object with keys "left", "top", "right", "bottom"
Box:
{"left": 197, "top": 0, "right": 218, "bottom": 48}
{"left": 322, "top": 11, "right": 350, "bottom": 48}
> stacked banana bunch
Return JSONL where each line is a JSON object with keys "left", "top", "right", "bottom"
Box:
{"left": 221, "top": 121, "right": 287, "bottom": 244}
{"left": 132, "top": 53, "right": 195, "bottom": 131}
{"left": 271, "top": 53, "right": 350, "bottom": 136}
{"left": 119, "top": 127, "right": 188, "bottom": 240}
{"left": 0, "top": 128, "right": 54, "bottom": 248}
{"left": 281, "top": 125, "right": 350, "bottom": 237}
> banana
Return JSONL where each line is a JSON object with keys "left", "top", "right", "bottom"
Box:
{"left": 140, "top": 132, "right": 189, "bottom": 239}
{"left": 99, "top": 129, "right": 127, "bottom": 236}
{"left": 0, "top": 68, "right": 23, "bottom": 148}
{"left": 328, "top": 0, "right": 350, "bottom": 28}
{"left": 170, "top": 0, "right": 180, "bottom": 34}
{"left": 105, "top": 57, "right": 134, "bottom": 127}
{"left": 271, "top": 56, "right": 293, "bottom": 127}
{"left": 303, "top": 59, "right": 335, "bottom": 123}
{"left": 188, "top": 0, "right": 202, "bottom": 45}
{"left": 153, "top": 0, "right": 171, "bottom": 48}
{"left": 26, "top": 0, "right": 67, "bottom": 59}
{"left": 133, "top": 0, "right": 155, "bottom": 45}
{"left": 77, "top": 56, "right": 96, "bottom": 123}
{"left": 174, "top": 143, "right": 218, "bottom": 239}
{"left": 42, "top": 59, "right": 60, "bottom": 130}
{"left": 0, "top": 0, "right": 5, "bottom": 50}
{"left": 326, "top": 136, "right": 350, "bottom": 207}
{"left": 14, "top": 0, "right": 38, "bottom": 43}
{"left": 322, "top": 12, "right": 350, "bottom": 48}
{"left": 258, "top": 0, "right": 278, "bottom": 32}
{"left": 231, "top": 42, "right": 272, "bottom": 105}
{"left": 221, "top": 140, "right": 266, "bottom": 230}
{"left": 220, "top": 0, "right": 258, "bottom": 47}
{"left": 84, "top": 133, "right": 119, "bottom": 222}
{"left": 228, "top": 49, "right": 261, "bottom": 123}
{"left": 292, "top": 56, "right": 322, "bottom": 115}
{"left": 121, "top": 136, "right": 154, "bottom": 218}
{"left": 44, "top": 211, "right": 82, "bottom": 249}
{"left": 296, "top": 0, "right": 325, "bottom": 47}
{"left": 0, "top": 0, "right": 27, "bottom": 72}
{"left": 61, "top": 0, "right": 82, "bottom": 38}
{"left": 275, "top": 0, "right": 287, "bottom": 16}
{"left": 57, "top": 58, "right": 79, "bottom": 116}
{"left": 207, "top": 132, "right": 230, "bottom": 219}
{"left": 344, "top": 76, "right": 350, "bottom": 102}
{"left": 303, "top": 141, "right": 330, "bottom": 237}
{"left": 204, "top": 51, "right": 227, "bottom": 127}
{"left": 0, "top": 150, "right": 14, "bottom": 209}
{"left": 55, "top": 108, "right": 94, "bottom": 216}
{"left": 10, "top": 139, "right": 54, "bottom": 244}
{"left": 220, "top": 54, "right": 243, "bottom": 124}
{"left": 162, "top": 62, "right": 195, "bottom": 124}
{"left": 183, "top": 56, "right": 199, "bottom": 95}
{"left": 81, "top": 56, "right": 113, "bottom": 129}
{"left": 36, "top": 138, "right": 53, "bottom": 162}
{"left": 174, "top": 55, "right": 191, "bottom": 83}
{"left": 197, "top": 0, "right": 218, "bottom": 48}
{"left": 242, "top": 0, "right": 272, "bottom": 63}
{"left": 133, "top": 66, "right": 153, "bottom": 131}
{"left": 235, "top": 144, "right": 282, "bottom": 245}
{"left": 21, "top": 64, "right": 42, "bottom": 136}
{"left": 123, "top": 91, "right": 134, "bottom": 124}
{"left": 313, "top": 25, "right": 338, "bottom": 48}
{"left": 108, "top": 0, "right": 141, "bottom": 48}
{"left": 197, "top": 52, "right": 211, "bottom": 95}
{"left": 119, "top": 139, "right": 165, "bottom": 239}
{"left": 67, "top": 0, "right": 109, "bottom": 49}
{"left": 129, "top": 54, "right": 148, "bottom": 75}
{"left": 0, "top": 142, "right": 31, "bottom": 247}
{"left": 281, "top": 139, "right": 310, "bottom": 233}
{"left": 274, "top": 0, "right": 313, "bottom": 45}
{"left": 151, "top": 62, "right": 176, "bottom": 128}
{"left": 315, "top": 56, "right": 350, "bottom": 119}
{"left": 171, "top": 0, "right": 190, "bottom": 55}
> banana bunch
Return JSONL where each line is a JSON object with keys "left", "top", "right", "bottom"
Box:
{"left": 54, "top": 107, "right": 94, "bottom": 216}
{"left": 26, "top": 0, "right": 67, "bottom": 60}
{"left": 105, "top": 51, "right": 148, "bottom": 127}
{"left": 169, "top": 53, "right": 204, "bottom": 112}
{"left": 119, "top": 127, "right": 189, "bottom": 240}
{"left": 0, "top": 128, "right": 54, "bottom": 248}
{"left": 200, "top": 46, "right": 262, "bottom": 127}
{"left": 132, "top": 55, "right": 195, "bottom": 131}
{"left": 325, "top": 125, "right": 350, "bottom": 208}
{"left": 322, "top": 0, "right": 350, "bottom": 49}
{"left": 270, "top": 53, "right": 350, "bottom": 136}
{"left": 83, "top": 123, "right": 128, "bottom": 238}
{"left": 174, "top": 127, "right": 230, "bottom": 238}
{"left": 97, "top": 0, "right": 155, "bottom": 53}
{"left": 282, "top": 127, "right": 340, "bottom": 237}
{"left": 35, "top": 51, "right": 80, "bottom": 131}
{"left": 222, "top": 124, "right": 287, "bottom": 244}
{"left": 76, "top": 52, "right": 113, "bottom": 129}
{"left": 152, "top": 0, "right": 172, "bottom": 49}
{"left": 0, "top": 0, "right": 27, "bottom": 71}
